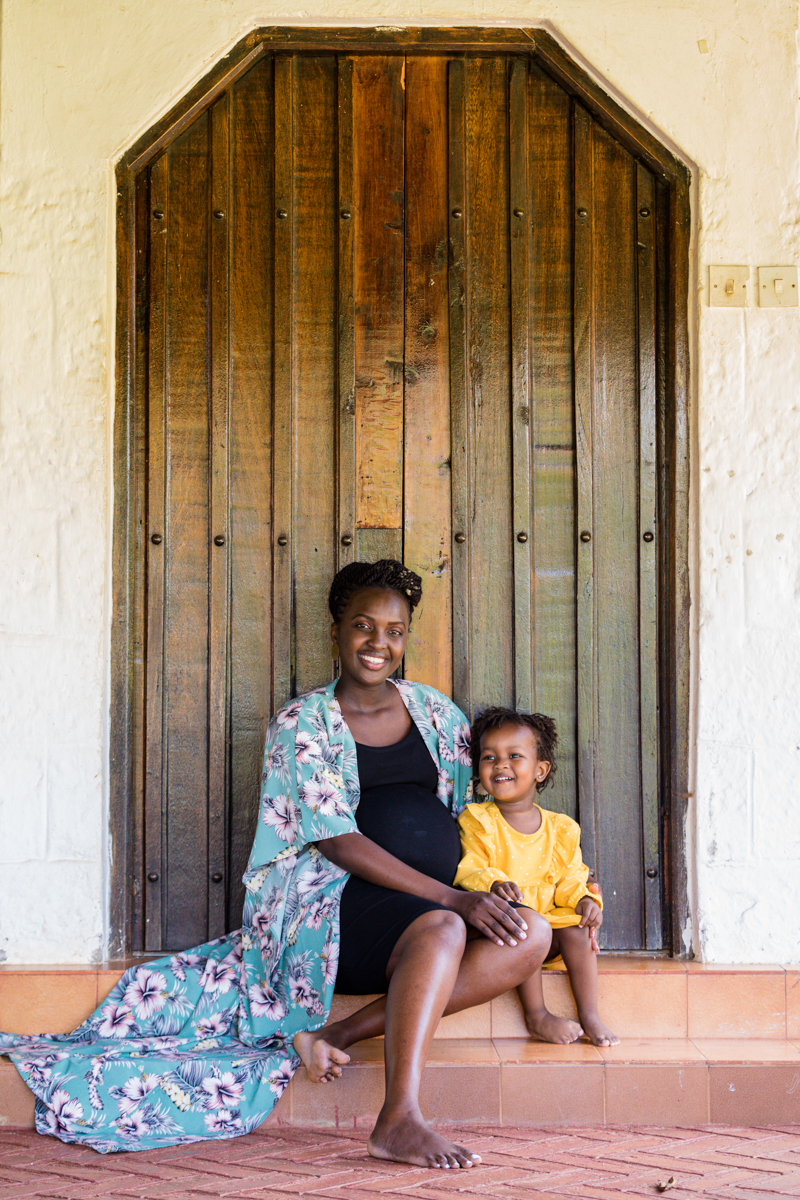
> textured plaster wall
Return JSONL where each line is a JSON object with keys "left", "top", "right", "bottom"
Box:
{"left": 0, "top": 0, "right": 797, "bottom": 963}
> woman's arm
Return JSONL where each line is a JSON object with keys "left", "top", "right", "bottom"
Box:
{"left": 317, "top": 832, "right": 529, "bottom": 947}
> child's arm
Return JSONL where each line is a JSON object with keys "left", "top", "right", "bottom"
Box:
{"left": 575, "top": 895, "right": 602, "bottom": 952}
{"left": 454, "top": 809, "right": 509, "bottom": 892}
{"left": 552, "top": 816, "right": 604, "bottom": 913}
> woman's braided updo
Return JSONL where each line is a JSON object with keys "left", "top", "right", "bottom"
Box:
{"left": 328, "top": 559, "right": 423, "bottom": 624}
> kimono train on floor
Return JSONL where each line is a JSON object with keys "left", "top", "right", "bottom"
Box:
{"left": 0, "top": 680, "right": 472, "bottom": 1152}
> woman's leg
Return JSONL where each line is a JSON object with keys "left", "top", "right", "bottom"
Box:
{"left": 296, "top": 907, "right": 551, "bottom": 1068}
{"left": 295, "top": 907, "right": 550, "bottom": 1168}
{"left": 368, "top": 908, "right": 476, "bottom": 1168}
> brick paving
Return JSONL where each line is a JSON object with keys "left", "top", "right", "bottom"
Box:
{"left": 1, "top": 1125, "right": 800, "bottom": 1199}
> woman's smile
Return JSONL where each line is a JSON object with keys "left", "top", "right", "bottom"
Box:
{"left": 358, "top": 650, "right": 389, "bottom": 670}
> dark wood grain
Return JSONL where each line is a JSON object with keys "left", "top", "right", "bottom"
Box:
{"left": 464, "top": 57, "right": 513, "bottom": 711}
{"left": 573, "top": 104, "right": 597, "bottom": 877}
{"left": 528, "top": 65, "right": 577, "bottom": 819}
{"left": 292, "top": 56, "right": 338, "bottom": 693}
{"left": 143, "top": 151, "right": 168, "bottom": 952}
{"left": 337, "top": 58, "right": 356, "bottom": 576}
{"left": 636, "top": 162, "right": 663, "bottom": 950}
{"left": 353, "top": 56, "right": 404, "bottom": 561}
{"left": 129, "top": 168, "right": 150, "bottom": 954}
{"left": 509, "top": 57, "right": 533, "bottom": 714}
{"left": 208, "top": 95, "right": 231, "bottom": 940}
{"left": 227, "top": 57, "right": 275, "bottom": 928}
{"left": 161, "top": 118, "right": 211, "bottom": 952}
{"left": 589, "top": 119, "right": 644, "bottom": 950}
{"left": 664, "top": 168, "right": 692, "bottom": 957}
{"left": 447, "top": 58, "right": 470, "bottom": 715}
{"left": 272, "top": 56, "right": 294, "bottom": 712}
{"left": 403, "top": 55, "right": 452, "bottom": 695}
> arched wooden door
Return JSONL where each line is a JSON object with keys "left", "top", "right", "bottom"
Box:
{"left": 113, "top": 32, "right": 689, "bottom": 957}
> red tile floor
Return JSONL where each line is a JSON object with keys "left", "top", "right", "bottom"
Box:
{"left": 2, "top": 1125, "right": 800, "bottom": 1199}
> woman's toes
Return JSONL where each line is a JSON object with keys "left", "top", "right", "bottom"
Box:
{"left": 454, "top": 1144, "right": 480, "bottom": 1163}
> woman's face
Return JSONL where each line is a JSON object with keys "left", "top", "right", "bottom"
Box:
{"left": 333, "top": 587, "right": 410, "bottom": 687}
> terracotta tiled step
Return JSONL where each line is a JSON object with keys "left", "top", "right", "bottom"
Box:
{"left": 2, "top": 959, "right": 798, "bottom": 1041}
{"left": 288, "top": 1038, "right": 800, "bottom": 1129}
{"left": 4, "top": 1039, "right": 800, "bottom": 1132}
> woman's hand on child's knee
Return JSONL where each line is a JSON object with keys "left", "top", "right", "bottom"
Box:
{"left": 575, "top": 897, "right": 602, "bottom": 953}
{"left": 452, "top": 890, "right": 528, "bottom": 947}
{"left": 491, "top": 880, "right": 524, "bottom": 904}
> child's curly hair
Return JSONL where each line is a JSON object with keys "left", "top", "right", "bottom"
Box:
{"left": 470, "top": 707, "right": 558, "bottom": 793}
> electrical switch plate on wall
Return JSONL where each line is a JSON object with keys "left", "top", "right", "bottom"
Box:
{"left": 708, "top": 265, "right": 749, "bottom": 307}
{"left": 758, "top": 266, "right": 798, "bottom": 307}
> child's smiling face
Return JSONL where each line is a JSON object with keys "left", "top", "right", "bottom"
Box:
{"left": 478, "top": 722, "right": 551, "bottom": 807}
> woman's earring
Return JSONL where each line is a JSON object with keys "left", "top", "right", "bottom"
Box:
{"left": 331, "top": 641, "right": 339, "bottom": 660}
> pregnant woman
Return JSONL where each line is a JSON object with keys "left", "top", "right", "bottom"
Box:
{"left": 1, "top": 559, "right": 551, "bottom": 1166}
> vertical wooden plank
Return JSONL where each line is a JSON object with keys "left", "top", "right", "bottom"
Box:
{"left": 227, "top": 57, "right": 275, "bottom": 926}
{"left": 448, "top": 58, "right": 470, "bottom": 714}
{"left": 528, "top": 67, "right": 577, "bottom": 818}
{"left": 130, "top": 167, "right": 150, "bottom": 953}
{"left": 208, "top": 96, "right": 230, "bottom": 939}
{"left": 665, "top": 169, "right": 692, "bottom": 957}
{"left": 272, "top": 56, "right": 294, "bottom": 710}
{"left": 403, "top": 55, "right": 452, "bottom": 694}
{"left": 509, "top": 57, "right": 532, "bottom": 713}
{"left": 464, "top": 57, "right": 513, "bottom": 710}
{"left": 572, "top": 104, "right": 597, "bottom": 879}
{"left": 637, "top": 162, "right": 663, "bottom": 950}
{"left": 337, "top": 58, "right": 357, "bottom": 575}
{"left": 590, "top": 120, "right": 643, "bottom": 950}
{"left": 353, "top": 56, "right": 404, "bottom": 561}
{"left": 162, "top": 116, "right": 211, "bottom": 951}
{"left": 292, "top": 56, "right": 338, "bottom": 693}
{"left": 144, "top": 152, "right": 168, "bottom": 951}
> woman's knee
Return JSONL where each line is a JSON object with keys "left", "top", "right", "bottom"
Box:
{"left": 414, "top": 907, "right": 467, "bottom": 949}
{"left": 516, "top": 908, "right": 552, "bottom": 962}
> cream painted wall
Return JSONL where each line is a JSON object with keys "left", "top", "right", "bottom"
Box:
{"left": 0, "top": 0, "right": 797, "bottom": 963}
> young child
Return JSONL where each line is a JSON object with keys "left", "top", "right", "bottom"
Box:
{"left": 454, "top": 707, "right": 619, "bottom": 1047}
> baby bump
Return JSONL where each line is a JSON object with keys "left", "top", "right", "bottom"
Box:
{"left": 354, "top": 784, "right": 462, "bottom": 884}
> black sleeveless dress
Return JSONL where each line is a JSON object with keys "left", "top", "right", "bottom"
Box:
{"left": 334, "top": 720, "right": 463, "bottom": 994}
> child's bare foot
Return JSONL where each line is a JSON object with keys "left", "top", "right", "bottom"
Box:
{"left": 579, "top": 1013, "right": 620, "bottom": 1046}
{"left": 368, "top": 1109, "right": 481, "bottom": 1169}
{"left": 293, "top": 1030, "right": 350, "bottom": 1083}
{"left": 525, "top": 1010, "right": 584, "bottom": 1044}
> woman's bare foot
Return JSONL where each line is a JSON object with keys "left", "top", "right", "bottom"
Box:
{"left": 368, "top": 1109, "right": 481, "bottom": 1169}
{"left": 293, "top": 1030, "right": 350, "bottom": 1083}
{"left": 579, "top": 1013, "right": 620, "bottom": 1046}
{"left": 524, "top": 1009, "right": 584, "bottom": 1044}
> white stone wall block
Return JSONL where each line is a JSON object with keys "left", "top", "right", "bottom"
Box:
{"left": 0, "top": 511, "right": 58, "bottom": 636}
{"left": 46, "top": 745, "right": 103, "bottom": 862}
{"left": 0, "top": 638, "right": 102, "bottom": 748}
{"left": 0, "top": 862, "right": 103, "bottom": 964}
{"left": 752, "top": 746, "right": 800, "bottom": 863}
{"left": 0, "top": 752, "right": 46, "bottom": 862}
{"left": 696, "top": 738, "right": 754, "bottom": 867}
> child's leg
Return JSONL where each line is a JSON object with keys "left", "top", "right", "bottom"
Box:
{"left": 515, "top": 925, "right": 584, "bottom": 1044}
{"left": 552, "top": 925, "right": 619, "bottom": 1046}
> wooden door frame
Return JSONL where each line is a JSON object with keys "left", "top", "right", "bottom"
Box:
{"left": 110, "top": 26, "right": 691, "bottom": 957}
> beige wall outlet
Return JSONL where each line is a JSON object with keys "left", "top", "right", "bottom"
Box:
{"left": 757, "top": 266, "right": 798, "bottom": 307}
{"left": 708, "top": 265, "right": 749, "bottom": 307}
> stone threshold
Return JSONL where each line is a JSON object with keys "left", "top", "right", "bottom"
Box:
{"left": 3, "top": 1037, "right": 800, "bottom": 1130}
{"left": 1, "top": 958, "right": 798, "bottom": 1041}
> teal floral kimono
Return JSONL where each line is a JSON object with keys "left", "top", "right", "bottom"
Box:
{"left": 0, "top": 679, "right": 472, "bottom": 1153}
